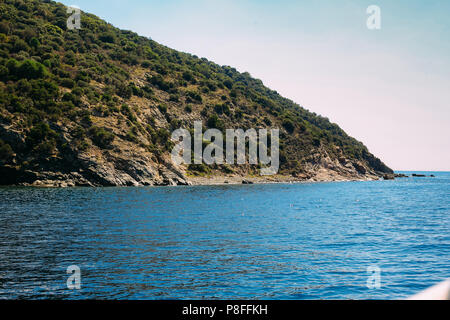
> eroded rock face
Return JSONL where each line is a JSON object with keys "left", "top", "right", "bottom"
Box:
{"left": 299, "top": 147, "right": 383, "bottom": 182}
{"left": 2, "top": 141, "right": 387, "bottom": 187}
{"left": 5, "top": 148, "right": 190, "bottom": 187}
{"left": 352, "top": 161, "right": 367, "bottom": 174}
{"left": 0, "top": 123, "right": 26, "bottom": 148}
{"left": 0, "top": 117, "right": 387, "bottom": 187}
{"left": 73, "top": 153, "right": 191, "bottom": 187}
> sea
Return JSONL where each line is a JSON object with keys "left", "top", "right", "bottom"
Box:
{"left": 0, "top": 171, "right": 448, "bottom": 299}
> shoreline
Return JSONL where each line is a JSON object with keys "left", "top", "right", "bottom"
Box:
{"left": 187, "top": 173, "right": 380, "bottom": 186}
{"left": 3, "top": 172, "right": 437, "bottom": 189}
{"left": 5, "top": 173, "right": 382, "bottom": 188}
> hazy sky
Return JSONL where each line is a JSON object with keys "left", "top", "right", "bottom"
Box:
{"left": 60, "top": 0, "right": 450, "bottom": 171}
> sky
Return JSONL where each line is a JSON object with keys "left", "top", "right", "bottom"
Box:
{"left": 60, "top": 0, "right": 450, "bottom": 171}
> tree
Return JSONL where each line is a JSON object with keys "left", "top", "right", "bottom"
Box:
{"left": 17, "top": 60, "right": 48, "bottom": 79}
{"left": 6, "top": 59, "right": 48, "bottom": 80}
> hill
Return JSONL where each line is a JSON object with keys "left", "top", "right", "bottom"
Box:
{"left": 0, "top": 0, "right": 393, "bottom": 186}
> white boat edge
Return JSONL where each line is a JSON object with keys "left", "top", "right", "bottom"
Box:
{"left": 407, "top": 279, "right": 450, "bottom": 300}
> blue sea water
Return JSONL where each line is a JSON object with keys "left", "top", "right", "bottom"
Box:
{"left": 0, "top": 172, "right": 448, "bottom": 300}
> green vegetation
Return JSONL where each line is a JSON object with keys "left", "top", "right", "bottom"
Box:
{"left": 89, "top": 126, "right": 115, "bottom": 148}
{"left": 282, "top": 119, "right": 295, "bottom": 134}
{"left": 0, "top": 139, "right": 14, "bottom": 164}
{"left": 4, "top": 58, "right": 48, "bottom": 80}
{"left": 207, "top": 114, "right": 223, "bottom": 130}
{"left": 0, "top": 0, "right": 392, "bottom": 182}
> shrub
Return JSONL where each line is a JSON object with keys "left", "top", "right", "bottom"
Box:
{"left": 142, "top": 85, "right": 153, "bottom": 96}
{"left": 223, "top": 79, "right": 233, "bottom": 89}
{"left": 221, "top": 164, "right": 234, "bottom": 174}
{"left": 148, "top": 75, "right": 172, "bottom": 91}
{"left": 116, "top": 83, "right": 133, "bottom": 99}
{"left": 26, "top": 122, "right": 57, "bottom": 147}
{"left": 29, "top": 37, "right": 40, "bottom": 49}
{"left": 99, "top": 32, "right": 116, "bottom": 44}
{"left": 7, "top": 59, "right": 48, "bottom": 79}
{"left": 169, "top": 94, "right": 179, "bottom": 102}
{"left": 234, "top": 109, "right": 243, "bottom": 119}
{"left": 207, "top": 82, "right": 217, "bottom": 91}
{"left": 125, "top": 130, "right": 138, "bottom": 142}
{"left": 214, "top": 103, "right": 230, "bottom": 115}
{"left": 186, "top": 90, "right": 202, "bottom": 103}
{"left": 12, "top": 39, "right": 29, "bottom": 53}
{"left": 207, "top": 114, "right": 223, "bottom": 129}
{"left": 141, "top": 60, "right": 151, "bottom": 68}
{"left": 188, "top": 163, "right": 210, "bottom": 174}
{"left": 170, "top": 118, "right": 181, "bottom": 130}
{"left": 36, "top": 139, "right": 56, "bottom": 155}
{"left": 80, "top": 110, "right": 93, "bottom": 126}
{"left": 0, "top": 139, "right": 14, "bottom": 163}
{"left": 130, "top": 84, "right": 144, "bottom": 97}
{"left": 120, "top": 104, "right": 136, "bottom": 122}
{"left": 71, "top": 126, "right": 86, "bottom": 140}
{"left": 72, "top": 87, "right": 84, "bottom": 96}
{"left": 0, "top": 65, "right": 8, "bottom": 80}
{"left": 282, "top": 119, "right": 295, "bottom": 133}
{"left": 313, "top": 137, "right": 321, "bottom": 147}
{"left": 28, "top": 79, "right": 59, "bottom": 102}
{"left": 201, "top": 86, "right": 209, "bottom": 94}
{"left": 153, "top": 63, "right": 168, "bottom": 75}
{"left": 182, "top": 71, "right": 194, "bottom": 82}
{"left": 154, "top": 128, "right": 172, "bottom": 149}
{"left": 0, "top": 22, "right": 10, "bottom": 35}
{"left": 89, "top": 126, "right": 115, "bottom": 148}
{"left": 60, "top": 78, "right": 75, "bottom": 88}
{"left": 63, "top": 51, "right": 76, "bottom": 66}
{"left": 158, "top": 104, "right": 167, "bottom": 114}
